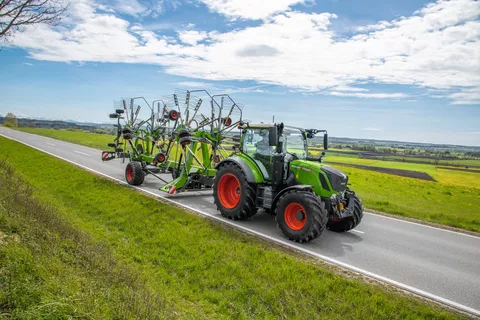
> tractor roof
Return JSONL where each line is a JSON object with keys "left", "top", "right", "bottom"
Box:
{"left": 241, "top": 122, "right": 276, "bottom": 129}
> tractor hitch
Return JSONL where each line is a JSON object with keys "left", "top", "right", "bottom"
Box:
{"left": 329, "top": 194, "right": 355, "bottom": 219}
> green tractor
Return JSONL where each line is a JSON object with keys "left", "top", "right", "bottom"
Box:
{"left": 213, "top": 122, "right": 364, "bottom": 243}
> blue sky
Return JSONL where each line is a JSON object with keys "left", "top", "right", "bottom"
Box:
{"left": 0, "top": 0, "right": 479, "bottom": 146}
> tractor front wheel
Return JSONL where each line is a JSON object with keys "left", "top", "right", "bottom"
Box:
{"left": 213, "top": 163, "right": 257, "bottom": 220}
{"left": 327, "top": 194, "right": 364, "bottom": 232}
{"left": 125, "top": 161, "right": 145, "bottom": 186}
{"left": 275, "top": 190, "right": 327, "bottom": 243}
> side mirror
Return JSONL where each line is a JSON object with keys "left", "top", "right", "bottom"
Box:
{"left": 269, "top": 126, "right": 278, "bottom": 147}
{"left": 324, "top": 133, "right": 328, "bottom": 150}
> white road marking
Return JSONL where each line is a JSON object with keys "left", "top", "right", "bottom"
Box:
{"left": 74, "top": 150, "right": 91, "bottom": 156}
{"left": 47, "top": 143, "right": 56, "bottom": 147}
{"left": 0, "top": 132, "right": 479, "bottom": 317}
{"left": 365, "top": 212, "right": 480, "bottom": 240}
{"left": 351, "top": 229, "right": 365, "bottom": 234}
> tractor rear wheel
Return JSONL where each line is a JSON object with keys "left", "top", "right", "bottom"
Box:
{"left": 275, "top": 190, "right": 327, "bottom": 243}
{"left": 125, "top": 161, "right": 145, "bottom": 186}
{"left": 326, "top": 194, "right": 364, "bottom": 232}
{"left": 213, "top": 162, "right": 257, "bottom": 220}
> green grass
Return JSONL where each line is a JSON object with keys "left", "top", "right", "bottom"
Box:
{"left": 370, "top": 155, "right": 480, "bottom": 167}
{"left": 16, "top": 127, "right": 114, "bottom": 150}
{"left": 0, "top": 136, "right": 463, "bottom": 319}
{"left": 323, "top": 155, "right": 480, "bottom": 189}
{"left": 336, "top": 165, "right": 480, "bottom": 232}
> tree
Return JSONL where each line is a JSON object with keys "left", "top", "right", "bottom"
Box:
{"left": 0, "top": 0, "right": 68, "bottom": 40}
{"left": 3, "top": 112, "right": 18, "bottom": 127}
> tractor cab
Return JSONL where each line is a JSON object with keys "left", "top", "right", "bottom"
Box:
{"left": 238, "top": 122, "right": 328, "bottom": 185}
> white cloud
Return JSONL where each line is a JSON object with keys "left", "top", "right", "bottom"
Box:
{"left": 178, "top": 30, "right": 208, "bottom": 45}
{"left": 114, "top": 0, "right": 147, "bottom": 16}
{"left": 332, "top": 85, "right": 369, "bottom": 92}
{"left": 448, "top": 87, "right": 480, "bottom": 105}
{"left": 175, "top": 81, "right": 212, "bottom": 87}
{"left": 4, "top": 0, "right": 480, "bottom": 105}
{"left": 356, "top": 20, "right": 392, "bottom": 32}
{"left": 23, "top": 62, "right": 34, "bottom": 66}
{"left": 363, "top": 128, "right": 381, "bottom": 131}
{"left": 198, "top": 0, "right": 309, "bottom": 20}
{"left": 329, "top": 92, "right": 409, "bottom": 99}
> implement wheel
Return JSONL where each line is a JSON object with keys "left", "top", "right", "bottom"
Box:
{"left": 327, "top": 194, "right": 364, "bottom": 232}
{"left": 213, "top": 162, "right": 257, "bottom": 220}
{"left": 275, "top": 190, "right": 327, "bottom": 243}
{"left": 125, "top": 161, "right": 145, "bottom": 186}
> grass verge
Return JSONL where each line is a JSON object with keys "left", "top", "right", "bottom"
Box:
{"left": 15, "top": 127, "right": 113, "bottom": 150}
{"left": 0, "top": 136, "right": 465, "bottom": 319}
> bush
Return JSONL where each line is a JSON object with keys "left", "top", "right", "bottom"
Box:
{"left": 3, "top": 112, "right": 18, "bottom": 128}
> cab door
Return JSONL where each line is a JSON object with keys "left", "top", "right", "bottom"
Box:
{"left": 242, "top": 128, "right": 274, "bottom": 181}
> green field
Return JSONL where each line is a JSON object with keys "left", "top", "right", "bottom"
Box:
{"left": 310, "top": 148, "right": 480, "bottom": 168}
{"left": 0, "top": 136, "right": 462, "bottom": 319}
{"left": 16, "top": 127, "right": 114, "bottom": 149}
{"left": 335, "top": 165, "right": 480, "bottom": 231}
{"left": 323, "top": 155, "right": 480, "bottom": 189}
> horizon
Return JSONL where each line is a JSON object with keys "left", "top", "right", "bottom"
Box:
{"left": 1, "top": 0, "right": 479, "bottom": 146}
{"left": 4, "top": 113, "right": 480, "bottom": 149}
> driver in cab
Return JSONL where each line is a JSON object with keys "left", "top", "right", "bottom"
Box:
{"left": 256, "top": 130, "right": 274, "bottom": 156}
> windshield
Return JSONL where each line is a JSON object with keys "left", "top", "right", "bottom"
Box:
{"left": 282, "top": 127, "right": 307, "bottom": 159}
{"left": 242, "top": 128, "right": 274, "bottom": 157}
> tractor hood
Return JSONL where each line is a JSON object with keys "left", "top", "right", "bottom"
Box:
{"left": 320, "top": 165, "right": 348, "bottom": 193}
{"left": 290, "top": 160, "right": 348, "bottom": 195}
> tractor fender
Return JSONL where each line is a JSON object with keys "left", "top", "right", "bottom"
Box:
{"left": 271, "top": 185, "right": 314, "bottom": 212}
{"left": 216, "top": 157, "right": 256, "bottom": 183}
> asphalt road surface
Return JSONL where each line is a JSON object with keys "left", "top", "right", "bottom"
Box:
{"left": 1, "top": 127, "right": 479, "bottom": 316}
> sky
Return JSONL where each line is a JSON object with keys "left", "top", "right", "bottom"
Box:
{"left": 0, "top": 0, "right": 479, "bottom": 146}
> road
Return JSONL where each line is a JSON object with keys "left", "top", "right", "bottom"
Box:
{"left": 1, "top": 126, "right": 479, "bottom": 316}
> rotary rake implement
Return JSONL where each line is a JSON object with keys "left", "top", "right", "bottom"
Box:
{"left": 102, "top": 89, "right": 243, "bottom": 194}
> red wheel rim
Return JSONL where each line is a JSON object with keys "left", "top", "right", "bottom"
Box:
{"left": 284, "top": 202, "right": 307, "bottom": 230}
{"left": 171, "top": 111, "right": 178, "bottom": 119}
{"left": 126, "top": 166, "right": 133, "bottom": 181}
{"left": 217, "top": 173, "right": 241, "bottom": 209}
{"left": 157, "top": 153, "right": 165, "bottom": 163}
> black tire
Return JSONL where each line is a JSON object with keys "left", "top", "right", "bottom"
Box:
{"left": 326, "top": 194, "right": 364, "bottom": 232}
{"left": 125, "top": 161, "right": 145, "bottom": 186}
{"left": 275, "top": 190, "right": 327, "bottom": 243}
{"left": 213, "top": 162, "right": 257, "bottom": 220}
